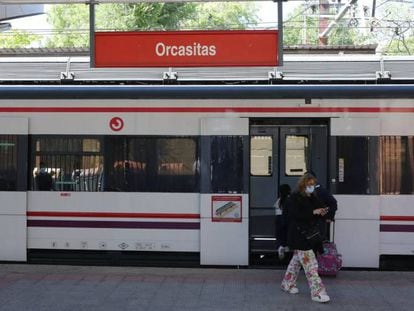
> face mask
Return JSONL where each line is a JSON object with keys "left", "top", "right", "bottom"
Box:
{"left": 305, "top": 185, "right": 315, "bottom": 194}
{"left": 40, "top": 168, "right": 46, "bottom": 173}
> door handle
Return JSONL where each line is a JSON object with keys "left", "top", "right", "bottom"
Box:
{"left": 268, "top": 156, "right": 272, "bottom": 174}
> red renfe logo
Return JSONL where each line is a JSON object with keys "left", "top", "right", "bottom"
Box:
{"left": 109, "top": 117, "right": 124, "bottom": 132}
{"left": 95, "top": 30, "right": 278, "bottom": 67}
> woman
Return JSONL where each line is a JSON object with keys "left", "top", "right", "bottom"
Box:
{"left": 280, "top": 173, "right": 330, "bottom": 303}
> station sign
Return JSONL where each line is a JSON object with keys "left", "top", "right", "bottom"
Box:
{"left": 95, "top": 30, "right": 278, "bottom": 67}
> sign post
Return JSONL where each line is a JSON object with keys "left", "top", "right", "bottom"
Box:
{"left": 277, "top": 0, "right": 283, "bottom": 66}
{"left": 89, "top": 0, "right": 96, "bottom": 68}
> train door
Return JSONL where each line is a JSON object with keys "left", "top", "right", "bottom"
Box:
{"left": 249, "top": 122, "right": 328, "bottom": 260}
{"left": 0, "top": 117, "right": 28, "bottom": 261}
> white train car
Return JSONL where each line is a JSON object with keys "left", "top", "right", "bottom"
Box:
{"left": 0, "top": 84, "right": 413, "bottom": 268}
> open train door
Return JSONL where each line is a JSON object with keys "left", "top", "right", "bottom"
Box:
{"left": 249, "top": 120, "right": 328, "bottom": 263}
{"left": 0, "top": 117, "right": 28, "bottom": 261}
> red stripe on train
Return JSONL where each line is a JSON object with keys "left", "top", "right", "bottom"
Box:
{"left": 27, "top": 211, "right": 200, "bottom": 219}
{"left": 1, "top": 107, "right": 414, "bottom": 113}
{"left": 380, "top": 216, "right": 414, "bottom": 221}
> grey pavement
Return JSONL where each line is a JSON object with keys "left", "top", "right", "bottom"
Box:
{"left": 0, "top": 264, "right": 413, "bottom": 311}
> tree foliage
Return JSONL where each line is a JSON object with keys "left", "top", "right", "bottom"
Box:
{"left": 373, "top": 4, "right": 414, "bottom": 55}
{"left": 0, "top": 31, "right": 40, "bottom": 48}
{"left": 46, "top": 2, "right": 258, "bottom": 48}
{"left": 283, "top": 5, "right": 362, "bottom": 46}
{"left": 182, "top": 2, "right": 258, "bottom": 30}
{"left": 46, "top": 4, "right": 90, "bottom": 47}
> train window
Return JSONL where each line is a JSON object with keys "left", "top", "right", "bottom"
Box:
{"left": 31, "top": 136, "right": 104, "bottom": 192}
{"left": 336, "top": 137, "right": 370, "bottom": 194}
{"left": 156, "top": 138, "right": 198, "bottom": 192}
{"left": 285, "top": 135, "right": 308, "bottom": 176}
{"left": 0, "top": 135, "right": 18, "bottom": 191}
{"left": 105, "top": 136, "right": 198, "bottom": 193}
{"left": 105, "top": 137, "right": 148, "bottom": 192}
{"left": 250, "top": 136, "right": 272, "bottom": 176}
{"left": 211, "top": 136, "right": 244, "bottom": 193}
{"left": 380, "top": 136, "right": 414, "bottom": 194}
{"left": 158, "top": 138, "right": 196, "bottom": 176}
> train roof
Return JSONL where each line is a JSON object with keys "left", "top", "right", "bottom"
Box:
{"left": 1, "top": 53, "right": 414, "bottom": 84}
{"left": 1, "top": 84, "right": 414, "bottom": 99}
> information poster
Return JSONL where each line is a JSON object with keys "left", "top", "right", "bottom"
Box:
{"left": 211, "top": 195, "right": 242, "bottom": 222}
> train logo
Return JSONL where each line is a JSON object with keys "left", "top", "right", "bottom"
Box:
{"left": 109, "top": 117, "right": 124, "bottom": 132}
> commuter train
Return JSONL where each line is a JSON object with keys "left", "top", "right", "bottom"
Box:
{"left": 0, "top": 84, "right": 413, "bottom": 269}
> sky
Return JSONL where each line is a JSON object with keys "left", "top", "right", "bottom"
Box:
{"left": 259, "top": 1, "right": 300, "bottom": 23}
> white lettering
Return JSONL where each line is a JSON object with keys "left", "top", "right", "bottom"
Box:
{"left": 185, "top": 45, "right": 193, "bottom": 56}
{"left": 170, "top": 45, "right": 178, "bottom": 56}
{"left": 155, "top": 42, "right": 165, "bottom": 56}
{"left": 155, "top": 42, "right": 217, "bottom": 57}
{"left": 209, "top": 45, "right": 216, "bottom": 56}
{"left": 178, "top": 45, "right": 186, "bottom": 56}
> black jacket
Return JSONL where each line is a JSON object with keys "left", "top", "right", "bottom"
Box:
{"left": 315, "top": 185, "right": 337, "bottom": 221}
{"left": 35, "top": 172, "right": 53, "bottom": 191}
{"left": 285, "top": 191, "right": 324, "bottom": 251}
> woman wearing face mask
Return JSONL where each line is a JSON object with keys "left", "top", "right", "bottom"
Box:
{"left": 280, "top": 173, "right": 330, "bottom": 303}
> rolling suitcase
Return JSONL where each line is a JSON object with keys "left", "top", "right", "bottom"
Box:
{"left": 317, "top": 241, "right": 342, "bottom": 277}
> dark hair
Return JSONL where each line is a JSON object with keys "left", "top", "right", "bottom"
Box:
{"left": 305, "top": 170, "right": 317, "bottom": 179}
{"left": 304, "top": 171, "right": 321, "bottom": 188}
{"left": 279, "top": 184, "right": 291, "bottom": 207}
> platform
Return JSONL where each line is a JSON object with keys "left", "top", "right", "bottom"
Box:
{"left": 0, "top": 264, "right": 413, "bottom": 310}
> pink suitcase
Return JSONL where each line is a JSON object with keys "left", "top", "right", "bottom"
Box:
{"left": 317, "top": 241, "right": 342, "bottom": 276}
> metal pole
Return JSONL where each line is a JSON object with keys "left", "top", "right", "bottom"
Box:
{"left": 89, "top": 0, "right": 96, "bottom": 68}
{"left": 370, "top": 0, "right": 376, "bottom": 32}
{"left": 277, "top": 0, "right": 283, "bottom": 66}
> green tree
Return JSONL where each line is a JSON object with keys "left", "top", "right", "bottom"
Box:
{"left": 373, "top": 4, "right": 414, "bottom": 55}
{"left": 384, "top": 35, "right": 414, "bottom": 55}
{"left": 283, "top": 2, "right": 414, "bottom": 55}
{"left": 182, "top": 2, "right": 258, "bottom": 30}
{"left": 0, "top": 30, "right": 40, "bottom": 48}
{"left": 283, "top": 5, "right": 364, "bottom": 46}
{"left": 47, "top": 2, "right": 258, "bottom": 48}
{"left": 46, "top": 3, "right": 197, "bottom": 47}
{"left": 46, "top": 4, "right": 90, "bottom": 47}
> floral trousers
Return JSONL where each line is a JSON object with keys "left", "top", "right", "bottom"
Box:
{"left": 281, "top": 249, "right": 326, "bottom": 297}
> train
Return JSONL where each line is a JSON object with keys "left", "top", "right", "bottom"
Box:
{"left": 0, "top": 84, "right": 413, "bottom": 268}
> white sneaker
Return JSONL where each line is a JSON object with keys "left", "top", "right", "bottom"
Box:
{"left": 278, "top": 246, "right": 285, "bottom": 260}
{"left": 311, "top": 294, "right": 330, "bottom": 303}
{"left": 281, "top": 285, "right": 299, "bottom": 294}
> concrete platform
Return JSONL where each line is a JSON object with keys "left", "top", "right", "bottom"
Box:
{"left": 0, "top": 264, "right": 413, "bottom": 311}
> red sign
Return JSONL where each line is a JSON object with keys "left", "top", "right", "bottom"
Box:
{"left": 95, "top": 30, "right": 278, "bottom": 67}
